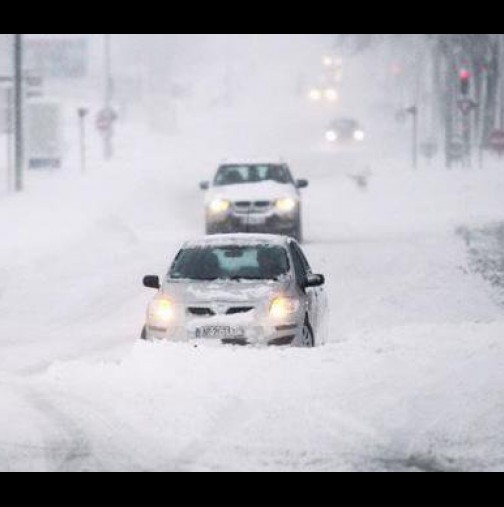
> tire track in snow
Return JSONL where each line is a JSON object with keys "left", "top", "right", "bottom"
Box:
{"left": 0, "top": 379, "right": 151, "bottom": 472}
{"left": 0, "top": 380, "right": 96, "bottom": 472}
{"left": 374, "top": 350, "right": 504, "bottom": 472}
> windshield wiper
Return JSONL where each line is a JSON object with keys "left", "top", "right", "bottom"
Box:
{"left": 229, "top": 276, "right": 263, "bottom": 281}
{"left": 229, "top": 276, "right": 284, "bottom": 282}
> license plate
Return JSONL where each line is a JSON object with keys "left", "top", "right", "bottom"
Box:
{"left": 195, "top": 326, "right": 245, "bottom": 339}
{"left": 247, "top": 215, "right": 266, "bottom": 226}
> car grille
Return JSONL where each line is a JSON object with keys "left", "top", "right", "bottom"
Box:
{"left": 187, "top": 306, "right": 255, "bottom": 317}
{"left": 188, "top": 307, "right": 215, "bottom": 317}
{"left": 226, "top": 306, "right": 254, "bottom": 315}
{"left": 233, "top": 201, "right": 274, "bottom": 214}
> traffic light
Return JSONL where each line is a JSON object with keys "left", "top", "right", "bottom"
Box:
{"left": 459, "top": 69, "right": 472, "bottom": 96}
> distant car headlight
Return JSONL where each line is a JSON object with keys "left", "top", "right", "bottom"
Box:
{"left": 322, "top": 56, "right": 334, "bottom": 67}
{"left": 325, "top": 130, "right": 338, "bottom": 143}
{"left": 324, "top": 88, "right": 339, "bottom": 102}
{"left": 354, "top": 130, "right": 365, "bottom": 142}
{"left": 308, "top": 89, "right": 322, "bottom": 102}
{"left": 149, "top": 299, "right": 175, "bottom": 323}
{"left": 276, "top": 198, "right": 298, "bottom": 213}
{"left": 270, "top": 297, "right": 300, "bottom": 320}
{"left": 208, "top": 199, "right": 231, "bottom": 214}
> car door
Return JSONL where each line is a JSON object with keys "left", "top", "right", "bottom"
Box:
{"left": 289, "top": 242, "right": 319, "bottom": 330}
{"left": 293, "top": 242, "right": 324, "bottom": 332}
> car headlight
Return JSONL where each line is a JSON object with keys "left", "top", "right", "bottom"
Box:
{"left": 324, "top": 88, "right": 339, "bottom": 102}
{"left": 322, "top": 56, "right": 334, "bottom": 67}
{"left": 354, "top": 130, "right": 365, "bottom": 142}
{"left": 149, "top": 299, "right": 175, "bottom": 323}
{"left": 208, "top": 198, "right": 231, "bottom": 214}
{"left": 325, "top": 130, "right": 338, "bottom": 143}
{"left": 276, "top": 198, "right": 298, "bottom": 214}
{"left": 308, "top": 89, "right": 322, "bottom": 102}
{"left": 270, "top": 297, "right": 300, "bottom": 320}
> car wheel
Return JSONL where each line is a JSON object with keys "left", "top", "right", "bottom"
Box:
{"left": 300, "top": 319, "right": 315, "bottom": 348}
{"left": 140, "top": 325, "right": 148, "bottom": 341}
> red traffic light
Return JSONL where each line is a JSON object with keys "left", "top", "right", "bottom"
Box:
{"left": 459, "top": 69, "right": 472, "bottom": 81}
{"left": 459, "top": 69, "right": 472, "bottom": 95}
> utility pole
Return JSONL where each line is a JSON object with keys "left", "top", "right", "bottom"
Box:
{"left": 406, "top": 106, "right": 419, "bottom": 169}
{"left": 6, "top": 87, "right": 13, "bottom": 192}
{"left": 500, "top": 33, "right": 504, "bottom": 129}
{"left": 103, "top": 34, "right": 113, "bottom": 160}
{"left": 78, "top": 108, "right": 89, "bottom": 174}
{"left": 14, "top": 34, "right": 23, "bottom": 192}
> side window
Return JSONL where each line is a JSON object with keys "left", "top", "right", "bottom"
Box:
{"left": 289, "top": 244, "right": 307, "bottom": 287}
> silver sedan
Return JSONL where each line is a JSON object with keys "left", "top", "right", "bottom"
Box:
{"left": 142, "top": 234, "right": 327, "bottom": 347}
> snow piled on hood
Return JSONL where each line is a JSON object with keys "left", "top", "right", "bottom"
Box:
{"left": 206, "top": 181, "right": 298, "bottom": 203}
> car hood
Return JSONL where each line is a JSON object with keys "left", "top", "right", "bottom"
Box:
{"left": 205, "top": 181, "right": 298, "bottom": 204}
{"left": 162, "top": 278, "right": 292, "bottom": 306}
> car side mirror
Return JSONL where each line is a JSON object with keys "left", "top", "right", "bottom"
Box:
{"left": 143, "top": 275, "right": 161, "bottom": 290}
{"left": 296, "top": 179, "right": 309, "bottom": 189}
{"left": 200, "top": 181, "right": 210, "bottom": 191}
{"left": 304, "top": 274, "right": 325, "bottom": 288}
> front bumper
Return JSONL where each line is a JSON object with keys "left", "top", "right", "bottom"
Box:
{"left": 145, "top": 313, "right": 302, "bottom": 346}
{"left": 207, "top": 211, "right": 298, "bottom": 235}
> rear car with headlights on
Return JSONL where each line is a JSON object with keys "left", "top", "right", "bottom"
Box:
{"left": 325, "top": 118, "right": 365, "bottom": 144}
{"left": 142, "top": 234, "right": 327, "bottom": 347}
{"left": 200, "top": 162, "right": 308, "bottom": 243}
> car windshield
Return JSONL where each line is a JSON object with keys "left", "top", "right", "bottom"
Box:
{"left": 214, "top": 164, "right": 292, "bottom": 186}
{"left": 169, "top": 245, "right": 290, "bottom": 281}
{"left": 331, "top": 119, "right": 359, "bottom": 131}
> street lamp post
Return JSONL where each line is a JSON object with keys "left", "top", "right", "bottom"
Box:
{"left": 14, "top": 34, "right": 23, "bottom": 192}
{"left": 500, "top": 33, "right": 504, "bottom": 130}
{"left": 103, "top": 34, "right": 114, "bottom": 160}
{"left": 406, "top": 105, "right": 419, "bottom": 169}
{"left": 78, "top": 108, "right": 89, "bottom": 174}
{"left": 6, "top": 87, "right": 13, "bottom": 192}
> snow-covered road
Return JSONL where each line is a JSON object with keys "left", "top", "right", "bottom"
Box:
{"left": 1, "top": 119, "right": 504, "bottom": 472}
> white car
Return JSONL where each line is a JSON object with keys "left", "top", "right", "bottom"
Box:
{"left": 325, "top": 118, "right": 365, "bottom": 144}
{"left": 200, "top": 162, "right": 308, "bottom": 243}
{"left": 142, "top": 234, "right": 327, "bottom": 347}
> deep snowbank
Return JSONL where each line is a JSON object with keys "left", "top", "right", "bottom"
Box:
{"left": 1, "top": 85, "right": 504, "bottom": 470}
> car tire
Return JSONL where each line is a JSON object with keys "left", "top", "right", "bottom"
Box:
{"left": 140, "top": 325, "right": 148, "bottom": 341}
{"left": 300, "top": 318, "right": 315, "bottom": 348}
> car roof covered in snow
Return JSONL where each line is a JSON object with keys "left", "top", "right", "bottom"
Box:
{"left": 183, "top": 234, "right": 290, "bottom": 249}
{"left": 218, "top": 159, "right": 288, "bottom": 167}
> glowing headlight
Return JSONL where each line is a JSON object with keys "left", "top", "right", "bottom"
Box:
{"left": 324, "top": 88, "right": 339, "bottom": 102}
{"left": 149, "top": 299, "right": 174, "bottom": 323}
{"left": 325, "top": 130, "right": 338, "bottom": 143}
{"left": 270, "top": 297, "right": 300, "bottom": 320}
{"left": 308, "top": 89, "right": 322, "bottom": 102}
{"left": 276, "top": 198, "right": 297, "bottom": 213}
{"left": 209, "top": 199, "right": 231, "bottom": 214}
{"left": 354, "top": 130, "right": 365, "bottom": 142}
{"left": 322, "top": 56, "right": 333, "bottom": 67}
